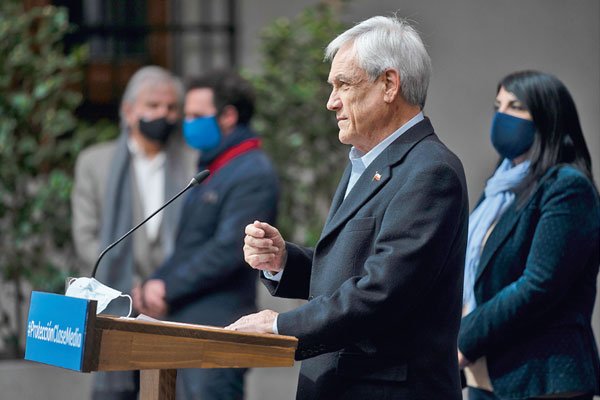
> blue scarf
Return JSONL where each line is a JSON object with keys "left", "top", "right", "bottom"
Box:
{"left": 463, "top": 158, "right": 530, "bottom": 314}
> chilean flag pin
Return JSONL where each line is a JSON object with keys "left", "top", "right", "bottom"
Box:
{"left": 373, "top": 171, "right": 381, "bottom": 181}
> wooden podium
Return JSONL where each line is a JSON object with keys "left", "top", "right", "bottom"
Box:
{"left": 25, "top": 292, "right": 297, "bottom": 400}
{"left": 87, "top": 314, "right": 298, "bottom": 399}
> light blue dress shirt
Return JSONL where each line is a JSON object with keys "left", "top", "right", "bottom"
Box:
{"left": 344, "top": 112, "right": 424, "bottom": 198}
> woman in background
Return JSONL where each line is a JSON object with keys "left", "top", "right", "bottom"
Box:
{"left": 459, "top": 70, "right": 600, "bottom": 400}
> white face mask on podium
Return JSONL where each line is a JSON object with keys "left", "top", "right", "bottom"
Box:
{"left": 65, "top": 277, "right": 132, "bottom": 317}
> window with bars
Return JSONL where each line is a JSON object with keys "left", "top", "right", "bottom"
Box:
{"left": 51, "top": 0, "right": 238, "bottom": 120}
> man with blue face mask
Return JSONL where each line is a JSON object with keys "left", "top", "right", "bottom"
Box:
{"left": 134, "top": 69, "right": 279, "bottom": 400}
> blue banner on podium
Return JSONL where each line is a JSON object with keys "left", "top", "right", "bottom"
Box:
{"left": 25, "top": 291, "right": 93, "bottom": 371}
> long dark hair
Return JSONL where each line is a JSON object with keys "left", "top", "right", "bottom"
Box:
{"left": 498, "top": 71, "right": 593, "bottom": 205}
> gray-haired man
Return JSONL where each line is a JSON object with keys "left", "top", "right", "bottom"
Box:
{"left": 229, "top": 16, "right": 468, "bottom": 400}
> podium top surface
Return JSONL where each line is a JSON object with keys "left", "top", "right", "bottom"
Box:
{"left": 25, "top": 292, "right": 297, "bottom": 372}
{"left": 96, "top": 315, "right": 298, "bottom": 349}
{"left": 89, "top": 315, "right": 298, "bottom": 371}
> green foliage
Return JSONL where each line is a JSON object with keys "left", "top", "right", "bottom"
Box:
{"left": 250, "top": 4, "right": 348, "bottom": 245}
{"left": 0, "top": 1, "right": 118, "bottom": 357}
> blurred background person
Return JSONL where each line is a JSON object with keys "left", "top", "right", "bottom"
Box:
{"left": 71, "top": 65, "right": 196, "bottom": 399}
{"left": 134, "top": 69, "right": 279, "bottom": 400}
{"left": 459, "top": 70, "right": 600, "bottom": 400}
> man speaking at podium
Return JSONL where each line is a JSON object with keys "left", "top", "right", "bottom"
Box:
{"left": 229, "top": 16, "right": 468, "bottom": 400}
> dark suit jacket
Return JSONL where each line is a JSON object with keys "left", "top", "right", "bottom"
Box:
{"left": 459, "top": 165, "right": 600, "bottom": 399}
{"left": 262, "top": 118, "right": 468, "bottom": 400}
{"left": 153, "top": 126, "right": 279, "bottom": 327}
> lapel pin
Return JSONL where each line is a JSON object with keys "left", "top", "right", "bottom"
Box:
{"left": 373, "top": 171, "right": 381, "bottom": 181}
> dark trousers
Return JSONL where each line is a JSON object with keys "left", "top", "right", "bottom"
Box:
{"left": 92, "top": 368, "right": 245, "bottom": 400}
{"left": 468, "top": 387, "right": 594, "bottom": 400}
{"left": 92, "top": 371, "right": 139, "bottom": 400}
{"left": 177, "top": 367, "right": 246, "bottom": 400}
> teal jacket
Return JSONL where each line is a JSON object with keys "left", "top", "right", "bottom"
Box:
{"left": 459, "top": 165, "right": 600, "bottom": 399}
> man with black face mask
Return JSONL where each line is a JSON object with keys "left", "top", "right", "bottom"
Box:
{"left": 71, "top": 65, "right": 196, "bottom": 400}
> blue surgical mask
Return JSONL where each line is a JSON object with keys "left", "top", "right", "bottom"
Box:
{"left": 183, "top": 116, "right": 221, "bottom": 151}
{"left": 490, "top": 112, "right": 536, "bottom": 159}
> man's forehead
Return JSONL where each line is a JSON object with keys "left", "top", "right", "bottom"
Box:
{"left": 327, "top": 61, "right": 365, "bottom": 84}
{"left": 137, "top": 82, "right": 176, "bottom": 101}
{"left": 187, "top": 87, "right": 213, "bottom": 99}
{"left": 328, "top": 72, "right": 351, "bottom": 84}
{"left": 185, "top": 88, "right": 217, "bottom": 114}
{"left": 327, "top": 43, "right": 364, "bottom": 83}
{"left": 185, "top": 88, "right": 214, "bottom": 107}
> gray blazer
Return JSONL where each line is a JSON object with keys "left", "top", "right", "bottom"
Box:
{"left": 71, "top": 133, "right": 196, "bottom": 295}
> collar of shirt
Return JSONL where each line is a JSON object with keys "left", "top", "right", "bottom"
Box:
{"left": 127, "top": 137, "right": 166, "bottom": 241}
{"left": 127, "top": 137, "right": 166, "bottom": 171}
{"left": 344, "top": 112, "right": 424, "bottom": 198}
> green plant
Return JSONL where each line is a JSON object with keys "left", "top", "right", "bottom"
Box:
{"left": 0, "top": 1, "right": 117, "bottom": 357}
{"left": 250, "top": 3, "right": 348, "bottom": 245}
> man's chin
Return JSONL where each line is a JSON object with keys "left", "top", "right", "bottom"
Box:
{"left": 338, "top": 131, "right": 351, "bottom": 146}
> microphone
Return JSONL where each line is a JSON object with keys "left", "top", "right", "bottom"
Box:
{"left": 91, "top": 169, "right": 210, "bottom": 278}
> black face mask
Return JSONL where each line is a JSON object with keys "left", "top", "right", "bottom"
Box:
{"left": 138, "top": 117, "right": 177, "bottom": 144}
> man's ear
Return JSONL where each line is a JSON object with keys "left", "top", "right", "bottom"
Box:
{"left": 121, "top": 102, "right": 135, "bottom": 127}
{"left": 382, "top": 69, "right": 401, "bottom": 103}
{"left": 218, "top": 105, "right": 239, "bottom": 135}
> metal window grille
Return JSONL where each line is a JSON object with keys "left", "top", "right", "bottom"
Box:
{"left": 55, "top": 0, "right": 238, "bottom": 119}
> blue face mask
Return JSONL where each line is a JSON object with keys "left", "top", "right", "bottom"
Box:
{"left": 183, "top": 116, "right": 221, "bottom": 151}
{"left": 490, "top": 112, "right": 536, "bottom": 159}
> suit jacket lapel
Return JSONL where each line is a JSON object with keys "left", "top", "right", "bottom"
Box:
{"left": 323, "top": 164, "right": 351, "bottom": 228}
{"left": 319, "top": 118, "right": 435, "bottom": 243}
{"left": 475, "top": 204, "right": 524, "bottom": 282}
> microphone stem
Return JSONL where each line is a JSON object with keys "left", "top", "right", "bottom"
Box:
{"left": 91, "top": 181, "right": 194, "bottom": 278}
